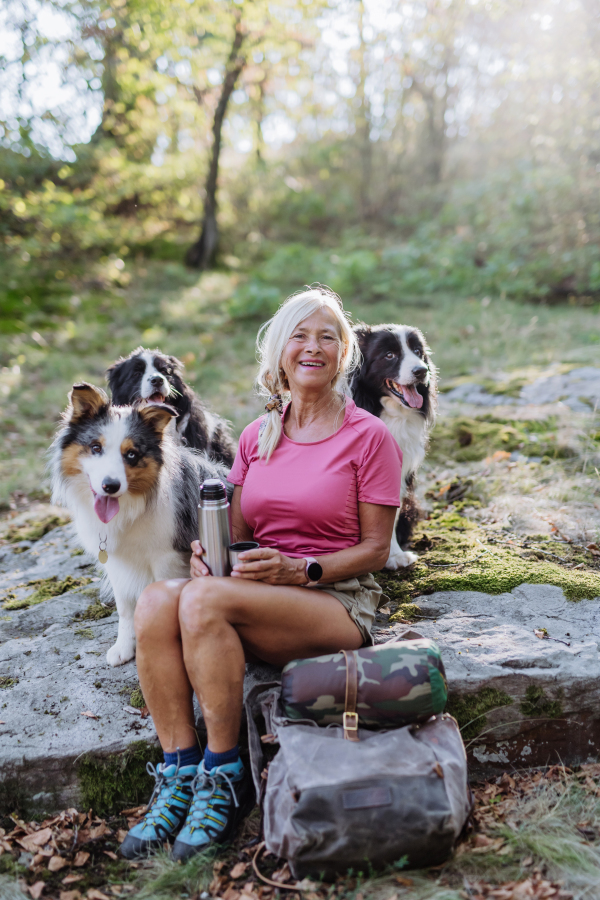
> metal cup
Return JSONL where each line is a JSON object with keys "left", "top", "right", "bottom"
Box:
{"left": 229, "top": 541, "right": 259, "bottom": 568}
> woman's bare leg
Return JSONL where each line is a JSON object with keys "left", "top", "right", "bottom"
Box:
{"left": 178, "top": 576, "right": 363, "bottom": 753}
{"left": 134, "top": 577, "right": 197, "bottom": 752}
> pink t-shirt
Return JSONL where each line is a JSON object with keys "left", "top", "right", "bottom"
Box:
{"left": 228, "top": 398, "right": 402, "bottom": 558}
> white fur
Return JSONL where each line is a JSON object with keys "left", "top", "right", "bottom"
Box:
{"left": 139, "top": 350, "right": 169, "bottom": 400}
{"left": 52, "top": 416, "right": 190, "bottom": 666}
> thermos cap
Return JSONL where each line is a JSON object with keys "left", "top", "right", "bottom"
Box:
{"left": 200, "top": 478, "right": 227, "bottom": 501}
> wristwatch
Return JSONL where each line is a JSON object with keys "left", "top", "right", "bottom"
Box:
{"left": 304, "top": 557, "right": 323, "bottom": 586}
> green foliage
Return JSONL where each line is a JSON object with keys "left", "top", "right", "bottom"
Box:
{"left": 2, "top": 575, "right": 91, "bottom": 610}
{"left": 520, "top": 685, "right": 563, "bottom": 719}
{"left": 3, "top": 513, "right": 70, "bottom": 543}
{"left": 77, "top": 740, "right": 162, "bottom": 815}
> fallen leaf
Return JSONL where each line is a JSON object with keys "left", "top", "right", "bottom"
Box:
{"left": 81, "top": 711, "right": 99, "bottom": 720}
{"left": 521, "top": 856, "right": 533, "bottom": 867}
{"left": 49, "top": 855, "right": 69, "bottom": 872}
{"left": 140, "top": 706, "right": 150, "bottom": 718}
{"left": 27, "top": 883, "right": 45, "bottom": 899}
{"left": 119, "top": 806, "right": 147, "bottom": 817}
{"left": 87, "top": 890, "right": 111, "bottom": 900}
{"left": 222, "top": 889, "right": 240, "bottom": 900}
{"left": 73, "top": 850, "right": 90, "bottom": 866}
{"left": 59, "top": 892, "right": 82, "bottom": 900}
{"left": 17, "top": 827, "right": 53, "bottom": 851}
{"left": 89, "top": 822, "right": 110, "bottom": 840}
{"left": 103, "top": 850, "right": 118, "bottom": 861}
{"left": 62, "top": 875, "right": 84, "bottom": 885}
{"left": 230, "top": 862, "right": 249, "bottom": 879}
{"left": 117, "top": 829, "right": 129, "bottom": 843}
{"left": 394, "top": 877, "right": 413, "bottom": 887}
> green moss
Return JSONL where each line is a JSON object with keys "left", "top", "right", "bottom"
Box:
{"left": 74, "top": 627, "right": 94, "bottom": 639}
{"left": 4, "top": 514, "right": 70, "bottom": 543}
{"left": 389, "top": 602, "right": 422, "bottom": 623}
{"left": 0, "top": 676, "right": 18, "bottom": 689}
{"left": 429, "top": 415, "right": 570, "bottom": 464}
{"left": 79, "top": 600, "right": 113, "bottom": 621}
{"left": 70, "top": 546, "right": 85, "bottom": 556}
{"left": 77, "top": 740, "right": 162, "bottom": 815}
{"left": 2, "top": 575, "right": 91, "bottom": 610}
{"left": 383, "top": 513, "right": 600, "bottom": 603}
{"left": 520, "top": 685, "right": 563, "bottom": 719}
{"left": 130, "top": 687, "right": 145, "bottom": 708}
{"left": 446, "top": 687, "right": 514, "bottom": 740}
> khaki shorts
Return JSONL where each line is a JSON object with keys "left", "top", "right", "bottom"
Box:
{"left": 309, "top": 573, "right": 382, "bottom": 646}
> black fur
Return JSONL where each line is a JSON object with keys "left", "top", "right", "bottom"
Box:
{"left": 106, "top": 347, "right": 236, "bottom": 467}
{"left": 350, "top": 324, "right": 437, "bottom": 554}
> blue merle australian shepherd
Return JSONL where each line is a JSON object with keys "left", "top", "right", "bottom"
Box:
{"left": 350, "top": 324, "right": 437, "bottom": 569}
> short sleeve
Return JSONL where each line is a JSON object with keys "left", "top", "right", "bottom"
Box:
{"left": 356, "top": 423, "right": 402, "bottom": 507}
{"left": 228, "top": 419, "right": 260, "bottom": 486}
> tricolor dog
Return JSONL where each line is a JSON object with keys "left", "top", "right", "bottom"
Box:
{"left": 350, "top": 324, "right": 437, "bottom": 568}
{"left": 50, "top": 383, "right": 229, "bottom": 666}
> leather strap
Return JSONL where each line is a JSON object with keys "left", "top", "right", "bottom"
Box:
{"left": 341, "top": 649, "right": 359, "bottom": 742}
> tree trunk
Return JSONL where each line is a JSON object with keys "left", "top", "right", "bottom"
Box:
{"left": 186, "top": 18, "right": 246, "bottom": 269}
{"left": 355, "top": 0, "right": 372, "bottom": 219}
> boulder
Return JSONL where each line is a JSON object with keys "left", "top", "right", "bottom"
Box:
{"left": 393, "top": 583, "right": 600, "bottom": 775}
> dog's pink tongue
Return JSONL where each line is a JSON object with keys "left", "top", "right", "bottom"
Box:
{"left": 94, "top": 495, "right": 120, "bottom": 524}
{"left": 402, "top": 385, "right": 424, "bottom": 409}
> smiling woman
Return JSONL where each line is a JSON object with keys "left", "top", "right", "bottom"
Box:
{"left": 121, "top": 285, "right": 404, "bottom": 863}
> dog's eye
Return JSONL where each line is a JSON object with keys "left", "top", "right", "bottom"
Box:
{"left": 90, "top": 442, "right": 102, "bottom": 455}
{"left": 413, "top": 348, "right": 422, "bottom": 357}
{"left": 384, "top": 352, "right": 396, "bottom": 360}
{"left": 125, "top": 450, "right": 139, "bottom": 464}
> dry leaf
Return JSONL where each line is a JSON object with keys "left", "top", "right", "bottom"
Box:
{"left": 62, "top": 875, "right": 84, "bottom": 885}
{"left": 73, "top": 850, "right": 90, "bottom": 866}
{"left": 140, "top": 706, "right": 150, "bottom": 718}
{"left": 117, "top": 829, "right": 129, "bottom": 843}
{"left": 17, "top": 827, "right": 53, "bottom": 851}
{"left": 59, "top": 892, "right": 82, "bottom": 900}
{"left": 119, "top": 806, "right": 147, "bottom": 816}
{"left": 27, "top": 883, "right": 45, "bottom": 899}
{"left": 394, "top": 877, "right": 413, "bottom": 887}
{"left": 230, "top": 862, "right": 249, "bottom": 879}
{"left": 103, "top": 849, "right": 118, "bottom": 861}
{"left": 49, "top": 855, "right": 69, "bottom": 872}
{"left": 81, "top": 711, "right": 99, "bottom": 720}
{"left": 87, "top": 890, "right": 111, "bottom": 900}
{"left": 90, "top": 822, "right": 110, "bottom": 840}
{"left": 222, "top": 888, "right": 240, "bottom": 900}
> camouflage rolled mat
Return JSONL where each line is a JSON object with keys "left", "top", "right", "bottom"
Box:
{"left": 281, "top": 639, "right": 447, "bottom": 727}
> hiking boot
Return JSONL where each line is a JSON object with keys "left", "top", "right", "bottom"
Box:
{"left": 171, "top": 758, "right": 255, "bottom": 862}
{"left": 119, "top": 760, "right": 197, "bottom": 859}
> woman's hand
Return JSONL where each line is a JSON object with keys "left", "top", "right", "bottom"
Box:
{"left": 231, "top": 547, "right": 306, "bottom": 585}
{"left": 190, "top": 540, "right": 210, "bottom": 578}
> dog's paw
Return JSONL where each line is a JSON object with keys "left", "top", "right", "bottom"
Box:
{"left": 106, "top": 640, "right": 135, "bottom": 667}
{"left": 385, "top": 548, "right": 418, "bottom": 570}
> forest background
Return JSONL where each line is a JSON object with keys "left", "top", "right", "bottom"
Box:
{"left": 1, "top": 0, "right": 600, "bottom": 504}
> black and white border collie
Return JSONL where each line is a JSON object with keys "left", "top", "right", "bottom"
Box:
{"left": 350, "top": 324, "right": 437, "bottom": 569}
{"left": 50, "top": 383, "right": 229, "bottom": 666}
{"left": 107, "top": 347, "right": 236, "bottom": 467}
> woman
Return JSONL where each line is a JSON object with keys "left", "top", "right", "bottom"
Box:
{"left": 120, "top": 287, "right": 402, "bottom": 861}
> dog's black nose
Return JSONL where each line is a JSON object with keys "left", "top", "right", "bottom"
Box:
{"left": 150, "top": 375, "right": 164, "bottom": 387}
{"left": 102, "top": 478, "right": 121, "bottom": 495}
{"left": 412, "top": 365, "right": 428, "bottom": 379}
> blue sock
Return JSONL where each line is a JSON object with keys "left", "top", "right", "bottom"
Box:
{"left": 203, "top": 745, "right": 240, "bottom": 771}
{"left": 163, "top": 744, "right": 202, "bottom": 769}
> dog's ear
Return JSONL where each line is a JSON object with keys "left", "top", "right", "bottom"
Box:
{"left": 353, "top": 323, "right": 371, "bottom": 350}
{"left": 68, "top": 383, "right": 109, "bottom": 421}
{"left": 138, "top": 402, "right": 178, "bottom": 434}
{"left": 167, "top": 355, "right": 184, "bottom": 372}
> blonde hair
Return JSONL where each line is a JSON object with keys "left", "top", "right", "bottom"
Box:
{"left": 256, "top": 285, "right": 359, "bottom": 461}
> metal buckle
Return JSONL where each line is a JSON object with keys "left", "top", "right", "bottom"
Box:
{"left": 343, "top": 712, "right": 359, "bottom": 731}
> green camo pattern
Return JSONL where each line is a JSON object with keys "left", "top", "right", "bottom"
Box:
{"left": 281, "top": 639, "right": 447, "bottom": 727}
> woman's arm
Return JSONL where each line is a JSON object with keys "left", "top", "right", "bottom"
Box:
{"left": 230, "top": 501, "right": 396, "bottom": 585}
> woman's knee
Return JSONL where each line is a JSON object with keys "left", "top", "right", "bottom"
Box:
{"left": 134, "top": 579, "right": 187, "bottom": 641}
{"left": 179, "top": 577, "right": 229, "bottom": 636}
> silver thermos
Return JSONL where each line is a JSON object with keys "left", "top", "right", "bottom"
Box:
{"left": 198, "top": 479, "right": 232, "bottom": 576}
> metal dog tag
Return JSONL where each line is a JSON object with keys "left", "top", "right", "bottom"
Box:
{"left": 98, "top": 549, "right": 108, "bottom": 564}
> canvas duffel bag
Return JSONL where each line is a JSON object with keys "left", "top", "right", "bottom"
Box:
{"left": 281, "top": 633, "right": 447, "bottom": 730}
{"left": 246, "top": 658, "right": 471, "bottom": 879}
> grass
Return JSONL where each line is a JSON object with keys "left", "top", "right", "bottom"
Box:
{"left": 1, "top": 258, "right": 600, "bottom": 507}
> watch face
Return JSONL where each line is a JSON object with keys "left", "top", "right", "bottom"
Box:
{"left": 307, "top": 560, "right": 323, "bottom": 582}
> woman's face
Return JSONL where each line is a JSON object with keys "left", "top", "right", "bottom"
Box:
{"left": 280, "top": 307, "right": 344, "bottom": 395}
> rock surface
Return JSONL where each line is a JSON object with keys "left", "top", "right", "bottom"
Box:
{"left": 392, "top": 583, "right": 600, "bottom": 775}
{"left": 442, "top": 365, "right": 600, "bottom": 411}
{"left": 1, "top": 525, "right": 599, "bottom": 813}
{"left": 0, "top": 526, "right": 278, "bottom": 815}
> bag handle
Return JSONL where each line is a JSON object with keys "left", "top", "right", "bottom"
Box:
{"left": 341, "top": 649, "right": 359, "bottom": 742}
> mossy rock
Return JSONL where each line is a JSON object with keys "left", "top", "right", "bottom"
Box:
{"left": 446, "top": 687, "right": 514, "bottom": 740}
{"left": 77, "top": 741, "right": 162, "bottom": 815}
{"left": 380, "top": 512, "right": 600, "bottom": 603}
{"left": 2, "top": 575, "right": 92, "bottom": 610}
{"left": 428, "top": 415, "right": 571, "bottom": 464}
{"left": 3, "top": 514, "right": 70, "bottom": 544}
{"left": 520, "top": 684, "right": 563, "bottom": 719}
